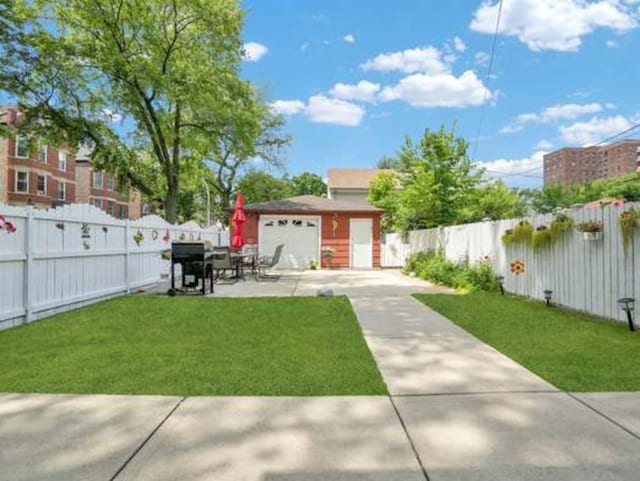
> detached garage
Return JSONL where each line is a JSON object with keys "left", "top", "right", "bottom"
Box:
{"left": 240, "top": 195, "right": 384, "bottom": 269}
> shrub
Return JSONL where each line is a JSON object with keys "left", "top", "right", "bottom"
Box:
{"left": 405, "top": 250, "right": 498, "bottom": 292}
{"left": 532, "top": 225, "right": 552, "bottom": 250}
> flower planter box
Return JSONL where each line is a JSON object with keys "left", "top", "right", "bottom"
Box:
{"left": 583, "top": 231, "right": 602, "bottom": 241}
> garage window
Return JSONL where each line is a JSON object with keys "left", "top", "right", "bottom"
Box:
{"left": 306, "top": 221, "right": 316, "bottom": 227}
{"left": 292, "top": 219, "right": 303, "bottom": 227}
{"left": 278, "top": 219, "right": 288, "bottom": 227}
{"left": 264, "top": 221, "right": 274, "bottom": 227}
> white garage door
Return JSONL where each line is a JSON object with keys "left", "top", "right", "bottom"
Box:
{"left": 259, "top": 215, "right": 320, "bottom": 269}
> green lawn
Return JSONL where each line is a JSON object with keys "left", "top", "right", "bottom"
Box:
{"left": 0, "top": 296, "right": 386, "bottom": 396}
{"left": 414, "top": 292, "right": 640, "bottom": 392}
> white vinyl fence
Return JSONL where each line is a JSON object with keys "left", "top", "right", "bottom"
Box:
{"left": 381, "top": 203, "right": 640, "bottom": 323}
{"left": 0, "top": 203, "right": 229, "bottom": 330}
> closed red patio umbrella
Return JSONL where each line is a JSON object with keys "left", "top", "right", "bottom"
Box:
{"left": 231, "top": 193, "right": 246, "bottom": 249}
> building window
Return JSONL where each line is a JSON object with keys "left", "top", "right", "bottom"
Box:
{"left": 106, "top": 174, "right": 115, "bottom": 191}
{"left": 38, "top": 142, "right": 47, "bottom": 162}
{"left": 119, "top": 204, "right": 127, "bottom": 219}
{"left": 37, "top": 174, "right": 47, "bottom": 195}
{"left": 92, "top": 198, "right": 102, "bottom": 209}
{"left": 93, "top": 171, "right": 103, "bottom": 189}
{"left": 15, "top": 136, "right": 29, "bottom": 158}
{"left": 58, "top": 151, "right": 67, "bottom": 171}
{"left": 58, "top": 182, "right": 66, "bottom": 201}
{"left": 15, "top": 170, "right": 29, "bottom": 193}
{"left": 107, "top": 201, "right": 115, "bottom": 216}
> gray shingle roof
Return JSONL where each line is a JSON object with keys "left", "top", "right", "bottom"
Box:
{"left": 240, "top": 195, "right": 384, "bottom": 213}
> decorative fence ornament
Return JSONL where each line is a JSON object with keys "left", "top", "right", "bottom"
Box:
{"left": 510, "top": 260, "right": 525, "bottom": 275}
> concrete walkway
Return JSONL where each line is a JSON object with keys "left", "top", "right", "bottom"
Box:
{"left": 3, "top": 270, "right": 640, "bottom": 480}
{"left": 348, "top": 282, "right": 640, "bottom": 481}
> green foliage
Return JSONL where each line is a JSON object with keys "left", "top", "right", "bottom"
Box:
{"left": 532, "top": 226, "right": 552, "bottom": 250}
{"left": 460, "top": 181, "right": 527, "bottom": 223}
{"left": 513, "top": 220, "right": 534, "bottom": 243}
{"left": 576, "top": 220, "right": 604, "bottom": 233}
{"left": 550, "top": 213, "right": 574, "bottom": 239}
{"left": 369, "top": 124, "right": 485, "bottom": 232}
{"left": 618, "top": 208, "right": 640, "bottom": 254}
{"left": 404, "top": 250, "right": 497, "bottom": 292}
{"left": 289, "top": 172, "right": 327, "bottom": 197}
{"left": 1, "top": 0, "right": 287, "bottom": 222}
{"left": 237, "top": 170, "right": 291, "bottom": 204}
{"left": 530, "top": 174, "right": 640, "bottom": 214}
{"left": 501, "top": 229, "right": 514, "bottom": 246}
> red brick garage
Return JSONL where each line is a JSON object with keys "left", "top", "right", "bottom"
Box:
{"left": 240, "top": 195, "right": 383, "bottom": 269}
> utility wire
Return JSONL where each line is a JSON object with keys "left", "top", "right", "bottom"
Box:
{"left": 471, "top": 0, "right": 504, "bottom": 162}
{"left": 592, "top": 122, "right": 640, "bottom": 147}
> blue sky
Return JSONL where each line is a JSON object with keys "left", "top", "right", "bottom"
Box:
{"left": 240, "top": 0, "right": 640, "bottom": 187}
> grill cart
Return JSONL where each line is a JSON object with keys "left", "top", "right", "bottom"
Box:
{"left": 168, "top": 242, "right": 214, "bottom": 296}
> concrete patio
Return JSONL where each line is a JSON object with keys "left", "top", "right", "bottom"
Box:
{"left": 3, "top": 269, "right": 640, "bottom": 480}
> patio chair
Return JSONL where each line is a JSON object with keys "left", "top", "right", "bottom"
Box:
{"left": 256, "top": 244, "right": 284, "bottom": 281}
{"left": 212, "top": 247, "right": 234, "bottom": 280}
{"left": 241, "top": 244, "right": 258, "bottom": 275}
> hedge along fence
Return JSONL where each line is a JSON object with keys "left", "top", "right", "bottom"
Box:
{"left": 0, "top": 203, "right": 229, "bottom": 330}
{"left": 383, "top": 202, "right": 640, "bottom": 324}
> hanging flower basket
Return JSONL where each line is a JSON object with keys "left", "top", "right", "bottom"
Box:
{"left": 582, "top": 231, "right": 602, "bottom": 241}
{"left": 577, "top": 220, "right": 603, "bottom": 241}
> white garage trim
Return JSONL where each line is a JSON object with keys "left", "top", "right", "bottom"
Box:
{"left": 258, "top": 214, "right": 322, "bottom": 270}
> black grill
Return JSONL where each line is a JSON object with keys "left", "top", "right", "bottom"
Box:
{"left": 168, "top": 242, "right": 214, "bottom": 295}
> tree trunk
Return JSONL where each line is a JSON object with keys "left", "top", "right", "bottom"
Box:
{"left": 165, "top": 176, "right": 179, "bottom": 223}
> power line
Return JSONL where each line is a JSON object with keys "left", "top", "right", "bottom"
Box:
{"left": 592, "top": 122, "right": 640, "bottom": 147}
{"left": 471, "top": 0, "right": 504, "bottom": 162}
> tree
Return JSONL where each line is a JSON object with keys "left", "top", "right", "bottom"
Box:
{"left": 289, "top": 172, "right": 327, "bottom": 196}
{"left": 369, "top": 124, "right": 482, "bottom": 232}
{"left": 205, "top": 108, "right": 289, "bottom": 212}
{"left": 237, "top": 170, "right": 291, "bottom": 204}
{"left": 462, "top": 181, "right": 527, "bottom": 222}
{"left": 376, "top": 155, "right": 401, "bottom": 169}
{"left": 1, "top": 0, "right": 262, "bottom": 222}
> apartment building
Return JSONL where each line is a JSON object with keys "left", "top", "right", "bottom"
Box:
{"left": 0, "top": 108, "right": 76, "bottom": 208}
{"left": 1, "top": 107, "right": 141, "bottom": 219}
{"left": 544, "top": 140, "right": 640, "bottom": 187}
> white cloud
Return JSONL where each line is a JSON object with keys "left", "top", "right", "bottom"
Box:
{"left": 479, "top": 150, "right": 546, "bottom": 187}
{"left": 534, "top": 139, "right": 554, "bottom": 150}
{"left": 500, "top": 102, "right": 610, "bottom": 133}
{"left": 378, "top": 70, "right": 493, "bottom": 108}
{"left": 269, "top": 100, "right": 306, "bottom": 115}
{"left": 470, "top": 0, "right": 637, "bottom": 52}
{"left": 243, "top": 42, "right": 268, "bottom": 61}
{"left": 453, "top": 36, "right": 467, "bottom": 52}
{"left": 300, "top": 42, "right": 310, "bottom": 52}
{"left": 328, "top": 81, "right": 381, "bottom": 103}
{"left": 606, "top": 39, "right": 619, "bottom": 47}
{"left": 102, "top": 108, "right": 122, "bottom": 123}
{"left": 559, "top": 115, "right": 634, "bottom": 145}
{"left": 305, "top": 95, "right": 365, "bottom": 126}
{"left": 343, "top": 34, "right": 356, "bottom": 44}
{"left": 474, "top": 51, "right": 491, "bottom": 67}
{"left": 361, "top": 46, "right": 449, "bottom": 74}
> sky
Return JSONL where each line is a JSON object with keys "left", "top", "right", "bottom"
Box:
{"left": 239, "top": 0, "right": 640, "bottom": 188}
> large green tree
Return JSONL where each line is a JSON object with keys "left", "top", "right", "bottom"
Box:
{"left": 0, "top": 0, "right": 277, "bottom": 222}
{"left": 370, "top": 125, "right": 483, "bottom": 231}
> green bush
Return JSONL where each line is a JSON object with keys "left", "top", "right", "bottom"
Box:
{"left": 404, "top": 250, "right": 498, "bottom": 292}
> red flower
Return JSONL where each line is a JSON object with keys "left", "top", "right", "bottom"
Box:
{"left": 4, "top": 221, "right": 16, "bottom": 233}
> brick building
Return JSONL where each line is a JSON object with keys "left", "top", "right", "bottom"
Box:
{"left": 0, "top": 106, "right": 141, "bottom": 219}
{"left": 544, "top": 140, "right": 640, "bottom": 187}
{"left": 0, "top": 108, "right": 76, "bottom": 208}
